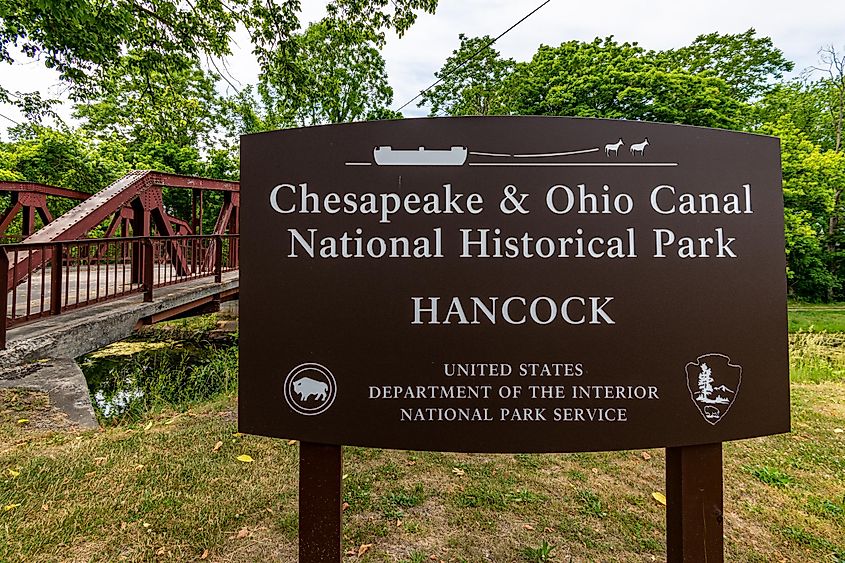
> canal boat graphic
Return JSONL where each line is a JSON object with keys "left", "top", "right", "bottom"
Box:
{"left": 343, "top": 137, "right": 670, "bottom": 167}
{"left": 373, "top": 145, "right": 468, "bottom": 166}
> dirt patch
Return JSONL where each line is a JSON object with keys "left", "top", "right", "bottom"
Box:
{"left": 0, "top": 388, "right": 80, "bottom": 432}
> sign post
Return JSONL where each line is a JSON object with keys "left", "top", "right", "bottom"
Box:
{"left": 298, "top": 442, "right": 342, "bottom": 562}
{"left": 239, "top": 117, "right": 788, "bottom": 560}
{"left": 666, "top": 444, "right": 724, "bottom": 561}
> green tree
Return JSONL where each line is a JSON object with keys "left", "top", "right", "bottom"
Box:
{"left": 227, "top": 17, "right": 398, "bottom": 133}
{"left": 73, "top": 57, "right": 225, "bottom": 153}
{"left": 760, "top": 118, "right": 845, "bottom": 299}
{"left": 423, "top": 31, "right": 790, "bottom": 128}
{"left": 419, "top": 34, "right": 515, "bottom": 116}
{"left": 668, "top": 29, "right": 793, "bottom": 103}
{"left": 756, "top": 46, "right": 845, "bottom": 299}
{"left": 808, "top": 45, "right": 845, "bottom": 152}
{"left": 0, "top": 125, "right": 129, "bottom": 233}
{"left": 1, "top": 124, "right": 126, "bottom": 193}
{"left": 0, "top": 0, "right": 437, "bottom": 116}
{"left": 71, "top": 54, "right": 230, "bottom": 179}
{"left": 503, "top": 37, "right": 743, "bottom": 128}
{"left": 264, "top": 18, "right": 394, "bottom": 127}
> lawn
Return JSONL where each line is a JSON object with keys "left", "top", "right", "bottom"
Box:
{"left": 788, "top": 303, "right": 845, "bottom": 332}
{"left": 1, "top": 314, "right": 844, "bottom": 562}
{"left": 1, "top": 385, "right": 844, "bottom": 561}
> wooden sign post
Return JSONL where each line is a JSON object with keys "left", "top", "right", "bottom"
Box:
{"left": 239, "top": 117, "right": 788, "bottom": 560}
{"left": 667, "top": 444, "right": 724, "bottom": 561}
{"left": 298, "top": 442, "right": 342, "bottom": 562}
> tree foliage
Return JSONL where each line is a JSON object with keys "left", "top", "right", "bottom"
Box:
{"left": 420, "top": 34, "right": 515, "bottom": 116}
{"left": 668, "top": 29, "right": 793, "bottom": 102}
{"left": 755, "top": 47, "right": 845, "bottom": 300}
{"left": 74, "top": 58, "right": 223, "bottom": 147}
{"left": 420, "top": 31, "right": 845, "bottom": 300}
{"left": 503, "top": 37, "right": 748, "bottom": 128}
{"left": 4, "top": 11, "right": 845, "bottom": 302}
{"left": 426, "top": 30, "right": 791, "bottom": 129}
{"left": 230, "top": 17, "right": 396, "bottom": 132}
{"left": 0, "top": 0, "right": 436, "bottom": 111}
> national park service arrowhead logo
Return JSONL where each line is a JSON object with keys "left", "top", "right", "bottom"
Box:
{"left": 685, "top": 354, "right": 742, "bottom": 425}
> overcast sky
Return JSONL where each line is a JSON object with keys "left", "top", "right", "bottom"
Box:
{"left": 1, "top": 0, "right": 844, "bottom": 134}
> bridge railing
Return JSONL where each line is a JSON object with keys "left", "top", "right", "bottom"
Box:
{"left": 0, "top": 234, "right": 238, "bottom": 347}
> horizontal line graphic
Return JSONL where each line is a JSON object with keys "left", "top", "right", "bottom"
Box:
{"left": 468, "top": 162, "right": 678, "bottom": 167}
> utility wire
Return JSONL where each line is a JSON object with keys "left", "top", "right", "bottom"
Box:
{"left": 0, "top": 111, "right": 21, "bottom": 126}
{"left": 395, "top": 0, "right": 552, "bottom": 112}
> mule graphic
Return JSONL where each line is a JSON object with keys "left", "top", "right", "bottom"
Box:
{"left": 630, "top": 138, "right": 650, "bottom": 156}
{"left": 604, "top": 138, "right": 624, "bottom": 156}
{"left": 293, "top": 376, "right": 329, "bottom": 402}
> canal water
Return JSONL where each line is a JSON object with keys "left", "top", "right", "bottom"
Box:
{"left": 78, "top": 316, "right": 238, "bottom": 422}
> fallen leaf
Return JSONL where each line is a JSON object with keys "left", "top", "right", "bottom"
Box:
{"left": 143, "top": 421, "right": 153, "bottom": 431}
{"left": 358, "top": 543, "right": 372, "bottom": 556}
{"left": 523, "top": 524, "right": 534, "bottom": 530}
{"left": 236, "top": 527, "right": 249, "bottom": 539}
{"left": 164, "top": 418, "right": 176, "bottom": 425}
{"left": 143, "top": 522, "right": 151, "bottom": 528}
{"left": 396, "top": 519, "right": 402, "bottom": 527}
{"left": 342, "top": 473, "right": 349, "bottom": 480}
{"left": 652, "top": 492, "right": 667, "bottom": 506}
{"left": 641, "top": 451, "right": 652, "bottom": 460}
{"left": 407, "top": 460, "right": 416, "bottom": 466}
{"left": 3, "top": 503, "right": 20, "bottom": 511}
{"left": 342, "top": 502, "right": 350, "bottom": 512}
{"left": 16, "top": 419, "right": 28, "bottom": 425}
{"left": 212, "top": 441, "right": 223, "bottom": 452}
{"left": 834, "top": 428, "right": 843, "bottom": 434}
{"left": 236, "top": 454, "right": 254, "bottom": 463}
{"left": 42, "top": 504, "right": 49, "bottom": 512}
{"left": 452, "top": 467, "right": 465, "bottom": 476}
{"left": 287, "top": 439, "right": 297, "bottom": 445}
{"left": 200, "top": 549, "right": 209, "bottom": 560}
{"left": 7, "top": 468, "right": 20, "bottom": 478}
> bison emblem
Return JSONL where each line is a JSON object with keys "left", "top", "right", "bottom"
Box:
{"left": 293, "top": 376, "right": 329, "bottom": 402}
{"left": 284, "top": 363, "right": 336, "bottom": 416}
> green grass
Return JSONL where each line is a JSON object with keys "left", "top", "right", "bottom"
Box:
{"left": 788, "top": 303, "right": 845, "bottom": 333}
{"left": 746, "top": 465, "right": 794, "bottom": 487}
{"left": 789, "top": 332, "right": 845, "bottom": 383}
{"left": 1, "top": 312, "right": 845, "bottom": 561}
{"left": 520, "top": 540, "right": 555, "bottom": 562}
{"left": 576, "top": 489, "right": 608, "bottom": 518}
{"left": 2, "top": 381, "right": 843, "bottom": 561}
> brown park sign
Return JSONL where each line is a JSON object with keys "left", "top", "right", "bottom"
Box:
{"left": 239, "top": 117, "right": 789, "bottom": 453}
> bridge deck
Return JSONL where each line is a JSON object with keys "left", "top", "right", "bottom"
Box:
{"left": 8, "top": 264, "right": 196, "bottom": 317}
{"left": 1, "top": 271, "right": 238, "bottom": 369}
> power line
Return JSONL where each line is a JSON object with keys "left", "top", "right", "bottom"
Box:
{"left": 394, "top": 0, "right": 552, "bottom": 112}
{"left": 0, "top": 112, "right": 21, "bottom": 126}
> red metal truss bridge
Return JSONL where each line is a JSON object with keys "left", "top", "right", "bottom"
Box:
{"left": 0, "top": 171, "right": 240, "bottom": 353}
